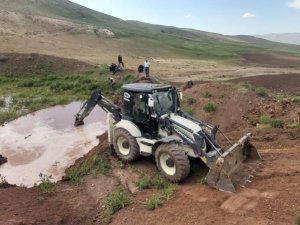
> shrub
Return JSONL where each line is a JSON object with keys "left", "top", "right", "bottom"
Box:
{"left": 239, "top": 82, "right": 254, "bottom": 90}
{"left": 269, "top": 119, "right": 284, "bottom": 128}
{"left": 105, "top": 187, "right": 130, "bottom": 215}
{"left": 187, "top": 108, "right": 194, "bottom": 116}
{"left": 255, "top": 87, "right": 268, "bottom": 97}
{"left": 187, "top": 97, "right": 196, "bottom": 105}
{"left": 259, "top": 115, "right": 272, "bottom": 124}
{"left": 0, "top": 174, "right": 8, "bottom": 188}
{"left": 259, "top": 115, "right": 284, "bottom": 128}
{"left": 37, "top": 173, "right": 56, "bottom": 195}
{"left": 287, "top": 122, "right": 300, "bottom": 129}
{"left": 203, "top": 102, "right": 217, "bottom": 113}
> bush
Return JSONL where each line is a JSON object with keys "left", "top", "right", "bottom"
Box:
{"left": 147, "top": 195, "right": 162, "bottom": 210}
{"left": 203, "top": 102, "right": 217, "bottom": 113}
{"left": 105, "top": 187, "right": 130, "bottom": 215}
{"left": 259, "top": 115, "right": 271, "bottom": 124}
{"left": 287, "top": 122, "right": 300, "bottom": 129}
{"left": 186, "top": 108, "right": 194, "bottom": 116}
{"left": 255, "top": 87, "right": 268, "bottom": 97}
{"left": 0, "top": 174, "right": 8, "bottom": 188}
{"left": 187, "top": 97, "right": 196, "bottom": 105}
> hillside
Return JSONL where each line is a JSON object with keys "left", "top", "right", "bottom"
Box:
{"left": 1, "top": 0, "right": 300, "bottom": 62}
{"left": 256, "top": 33, "right": 300, "bottom": 45}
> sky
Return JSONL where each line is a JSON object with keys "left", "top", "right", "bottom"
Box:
{"left": 70, "top": 0, "right": 300, "bottom": 35}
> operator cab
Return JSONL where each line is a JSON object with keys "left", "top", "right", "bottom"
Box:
{"left": 122, "top": 83, "right": 180, "bottom": 138}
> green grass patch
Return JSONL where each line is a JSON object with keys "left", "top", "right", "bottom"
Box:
{"left": 105, "top": 187, "right": 131, "bottom": 215}
{"left": 255, "top": 87, "right": 268, "bottom": 97}
{"left": 66, "top": 155, "right": 111, "bottom": 185}
{"left": 203, "top": 102, "right": 217, "bottom": 113}
{"left": 239, "top": 82, "right": 268, "bottom": 97}
{"left": 259, "top": 115, "right": 284, "bottom": 128}
{"left": 186, "top": 108, "right": 194, "bottom": 116}
{"left": 146, "top": 184, "right": 177, "bottom": 210}
{"left": 37, "top": 173, "right": 56, "bottom": 195}
{"left": 136, "top": 174, "right": 177, "bottom": 210}
{"left": 292, "top": 96, "right": 300, "bottom": 103}
{"left": 187, "top": 97, "right": 196, "bottom": 105}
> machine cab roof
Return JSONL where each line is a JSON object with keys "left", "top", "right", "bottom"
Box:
{"left": 122, "top": 83, "right": 172, "bottom": 93}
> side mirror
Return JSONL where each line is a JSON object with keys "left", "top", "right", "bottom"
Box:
{"left": 148, "top": 95, "right": 154, "bottom": 107}
{"left": 179, "top": 92, "right": 183, "bottom": 100}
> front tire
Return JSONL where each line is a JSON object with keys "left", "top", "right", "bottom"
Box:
{"left": 155, "top": 143, "right": 190, "bottom": 182}
{"left": 113, "top": 128, "right": 140, "bottom": 162}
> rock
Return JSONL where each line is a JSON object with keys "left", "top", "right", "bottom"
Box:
{"left": 0, "top": 155, "right": 7, "bottom": 166}
{"left": 0, "top": 55, "right": 8, "bottom": 62}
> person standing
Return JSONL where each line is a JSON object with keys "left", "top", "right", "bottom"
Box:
{"left": 118, "top": 55, "right": 124, "bottom": 68}
{"left": 144, "top": 60, "right": 150, "bottom": 78}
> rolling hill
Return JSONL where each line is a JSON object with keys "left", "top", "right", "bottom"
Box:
{"left": 256, "top": 33, "right": 300, "bottom": 45}
{"left": 1, "top": 0, "right": 300, "bottom": 62}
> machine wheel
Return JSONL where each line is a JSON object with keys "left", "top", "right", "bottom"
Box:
{"left": 155, "top": 143, "right": 190, "bottom": 182}
{"left": 113, "top": 128, "right": 140, "bottom": 162}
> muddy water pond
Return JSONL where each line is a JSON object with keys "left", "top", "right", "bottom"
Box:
{"left": 0, "top": 102, "right": 107, "bottom": 187}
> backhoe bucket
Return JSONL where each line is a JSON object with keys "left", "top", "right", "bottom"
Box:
{"left": 206, "top": 133, "right": 261, "bottom": 193}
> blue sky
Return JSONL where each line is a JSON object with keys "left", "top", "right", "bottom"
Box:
{"left": 70, "top": 0, "right": 300, "bottom": 35}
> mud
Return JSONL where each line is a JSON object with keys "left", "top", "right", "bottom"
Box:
{"left": 0, "top": 102, "right": 107, "bottom": 187}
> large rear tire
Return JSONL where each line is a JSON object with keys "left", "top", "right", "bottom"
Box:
{"left": 113, "top": 128, "right": 140, "bottom": 162}
{"left": 155, "top": 143, "right": 190, "bottom": 182}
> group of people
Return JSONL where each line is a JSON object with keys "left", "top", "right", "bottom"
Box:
{"left": 109, "top": 55, "right": 151, "bottom": 77}
{"left": 108, "top": 55, "right": 151, "bottom": 90}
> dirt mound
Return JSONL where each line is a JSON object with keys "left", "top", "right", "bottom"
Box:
{"left": 231, "top": 73, "right": 300, "bottom": 95}
{"left": 0, "top": 155, "right": 7, "bottom": 166}
{"left": 242, "top": 53, "right": 300, "bottom": 68}
{"left": 0, "top": 53, "right": 92, "bottom": 76}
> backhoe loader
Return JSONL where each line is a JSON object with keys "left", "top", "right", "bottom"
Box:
{"left": 75, "top": 83, "right": 261, "bottom": 192}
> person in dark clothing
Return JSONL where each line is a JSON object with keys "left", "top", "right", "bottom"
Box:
{"left": 109, "top": 63, "right": 117, "bottom": 74}
{"left": 118, "top": 55, "right": 124, "bottom": 68}
{"left": 138, "top": 65, "right": 144, "bottom": 73}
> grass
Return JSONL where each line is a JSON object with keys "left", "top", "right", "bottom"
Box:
{"left": 296, "top": 212, "right": 300, "bottom": 225}
{"left": 203, "top": 102, "right": 217, "bottom": 113}
{"left": 187, "top": 97, "right": 196, "bottom": 105}
{"left": 239, "top": 82, "right": 268, "bottom": 97}
{"left": 0, "top": 65, "right": 137, "bottom": 125}
{"left": 259, "top": 115, "right": 284, "bottom": 128}
{"left": 203, "top": 91, "right": 212, "bottom": 98}
{"left": 37, "top": 173, "right": 56, "bottom": 195}
{"left": 66, "top": 155, "right": 111, "bottom": 185}
{"left": 104, "top": 187, "right": 131, "bottom": 215}
{"left": 287, "top": 122, "right": 300, "bottom": 129}
{"left": 136, "top": 174, "right": 177, "bottom": 210}
{"left": 292, "top": 96, "right": 300, "bottom": 103}
{"left": 186, "top": 108, "right": 194, "bottom": 116}
{"left": 0, "top": 174, "right": 8, "bottom": 188}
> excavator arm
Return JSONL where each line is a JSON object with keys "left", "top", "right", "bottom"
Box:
{"left": 74, "top": 90, "right": 121, "bottom": 126}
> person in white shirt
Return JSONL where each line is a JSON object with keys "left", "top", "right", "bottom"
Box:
{"left": 144, "top": 60, "right": 150, "bottom": 78}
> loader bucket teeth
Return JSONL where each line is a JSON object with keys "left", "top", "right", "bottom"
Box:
{"left": 206, "top": 133, "right": 261, "bottom": 193}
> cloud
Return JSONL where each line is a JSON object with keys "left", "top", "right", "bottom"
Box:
{"left": 242, "top": 12, "right": 255, "bottom": 19}
{"left": 288, "top": 0, "right": 300, "bottom": 8}
{"left": 185, "top": 13, "right": 192, "bottom": 19}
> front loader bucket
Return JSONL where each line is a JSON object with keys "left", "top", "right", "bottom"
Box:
{"left": 206, "top": 133, "right": 261, "bottom": 193}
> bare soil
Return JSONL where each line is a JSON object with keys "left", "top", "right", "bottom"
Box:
{"left": 242, "top": 53, "right": 300, "bottom": 68}
{"left": 0, "top": 53, "right": 92, "bottom": 76}
{"left": 231, "top": 73, "right": 300, "bottom": 95}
